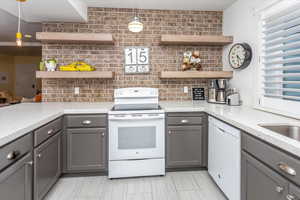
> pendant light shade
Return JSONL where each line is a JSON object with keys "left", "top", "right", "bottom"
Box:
{"left": 128, "top": 16, "right": 143, "bottom": 33}
{"left": 16, "top": 0, "right": 26, "bottom": 47}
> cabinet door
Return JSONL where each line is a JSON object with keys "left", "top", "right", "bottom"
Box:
{"left": 34, "top": 132, "right": 61, "bottom": 200}
{"left": 0, "top": 153, "right": 33, "bottom": 200}
{"left": 242, "top": 152, "right": 288, "bottom": 200}
{"left": 288, "top": 184, "right": 300, "bottom": 200}
{"left": 167, "top": 126, "right": 203, "bottom": 168}
{"left": 67, "top": 128, "right": 106, "bottom": 171}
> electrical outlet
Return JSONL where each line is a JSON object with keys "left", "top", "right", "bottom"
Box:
{"left": 74, "top": 87, "right": 80, "bottom": 95}
{"left": 183, "top": 86, "right": 189, "bottom": 94}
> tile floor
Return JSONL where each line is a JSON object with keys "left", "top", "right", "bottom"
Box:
{"left": 44, "top": 171, "right": 227, "bottom": 200}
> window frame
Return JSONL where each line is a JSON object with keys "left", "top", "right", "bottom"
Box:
{"left": 254, "top": 0, "right": 300, "bottom": 120}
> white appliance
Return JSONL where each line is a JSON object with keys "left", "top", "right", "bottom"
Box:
{"left": 113, "top": 87, "right": 159, "bottom": 110}
{"left": 108, "top": 87, "right": 165, "bottom": 179}
{"left": 208, "top": 116, "right": 241, "bottom": 200}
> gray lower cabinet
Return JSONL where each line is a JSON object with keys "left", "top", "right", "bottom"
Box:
{"left": 0, "top": 153, "right": 33, "bottom": 200}
{"left": 66, "top": 128, "right": 106, "bottom": 172}
{"left": 34, "top": 132, "right": 61, "bottom": 200}
{"left": 167, "top": 125, "right": 204, "bottom": 168}
{"left": 242, "top": 133, "right": 300, "bottom": 200}
{"left": 166, "top": 112, "right": 207, "bottom": 169}
{"left": 241, "top": 152, "right": 288, "bottom": 200}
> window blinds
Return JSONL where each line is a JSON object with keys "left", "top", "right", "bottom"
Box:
{"left": 262, "top": 3, "right": 300, "bottom": 102}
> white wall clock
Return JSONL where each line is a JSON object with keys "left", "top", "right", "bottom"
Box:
{"left": 229, "top": 43, "right": 252, "bottom": 70}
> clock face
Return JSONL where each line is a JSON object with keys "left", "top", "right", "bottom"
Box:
{"left": 229, "top": 43, "right": 252, "bottom": 69}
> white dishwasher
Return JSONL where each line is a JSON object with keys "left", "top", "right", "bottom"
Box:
{"left": 208, "top": 116, "right": 241, "bottom": 200}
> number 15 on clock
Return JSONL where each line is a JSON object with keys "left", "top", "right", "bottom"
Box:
{"left": 125, "top": 47, "right": 149, "bottom": 65}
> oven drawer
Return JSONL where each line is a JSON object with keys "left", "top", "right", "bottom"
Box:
{"left": 34, "top": 118, "right": 62, "bottom": 147}
{"left": 65, "top": 115, "right": 107, "bottom": 128}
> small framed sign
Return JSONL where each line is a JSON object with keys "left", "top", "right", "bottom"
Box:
{"left": 124, "top": 47, "right": 150, "bottom": 74}
{"left": 192, "top": 88, "right": 205, "bottom": 101}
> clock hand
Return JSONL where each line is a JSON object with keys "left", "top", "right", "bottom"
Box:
{"left": 236, "top": 55, "right": 241, "bottom": 65}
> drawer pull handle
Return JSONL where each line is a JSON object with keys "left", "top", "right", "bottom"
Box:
{"left": 26, "top": 161, "right": 33, "bottom": 166}
{"left": 278, "top": 162, "right": 296, "bottom": 176}
{"left": 82, "top": 120, "right": 92, "bottom": 125}
{"left": 181, "top": 119, "right": 189, "bottom": 124}
{"left": 287, "top": 195, "right": 295, "bottom": 200}
{"left": 6, "top": 151, "right": 20, "bottom": 160}
{"left": 47, "top": 129, "right": 54, "bottom": 135}
{"left": 218, "top": 127, "right": 225, "bottom": 133}
{"left": 276, "top": 186, "right": 284, "bottom": 193}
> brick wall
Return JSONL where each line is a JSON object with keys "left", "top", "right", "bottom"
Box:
{"left": 42, "top": 8, "right": 223, "bottom": 102}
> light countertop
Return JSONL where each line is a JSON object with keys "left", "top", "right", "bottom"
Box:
{"left": 1, "top": 101, "right": 300, "bottom": 158}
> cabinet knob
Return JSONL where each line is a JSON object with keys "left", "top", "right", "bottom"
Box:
{"left": 47, "top": 129, "right": 54, "bottom": 135}
{"left": 101, "top": 132, "right": 105, "bottom": 137}
{"left": 6, "top": 151, "right": 20, "bottom": 160}
{"left": 82, "top": 120, "right": 92, "bottom": 125}
{"left": 278, "top": 162, "right": 296, "bottom": 176}
{"left": 168, "top": 130, "right": 172, "bottom": 135}
{"left": 287, "top": 195, "right": 295, "bottom": 200}
{"left": 276, "top": 186, "right": 284, "bottom": 193}
{"left": 37, "top": 153, "right": 42, "bottom": 158}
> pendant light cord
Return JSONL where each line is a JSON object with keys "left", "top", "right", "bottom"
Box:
{"left": 18, "top": 1, "right": 21, "bottom": 33}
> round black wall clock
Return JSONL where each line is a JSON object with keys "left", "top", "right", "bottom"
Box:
{"left": 229, "top": 43, "right": 252, "bottom": 70}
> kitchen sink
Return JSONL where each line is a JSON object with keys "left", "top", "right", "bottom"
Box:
{"left": 259, "top": 124, "right": 300, "bottom": 142}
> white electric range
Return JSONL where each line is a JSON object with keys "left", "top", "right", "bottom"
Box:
{"left": 108, "top": 87, "right": 165, "bottom": 179}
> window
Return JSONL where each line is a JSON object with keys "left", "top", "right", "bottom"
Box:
{"left": 258, "top": 0, "right": 300, "bottom": 118}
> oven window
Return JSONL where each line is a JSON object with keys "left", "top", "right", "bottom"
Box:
{"left": 118, "top": 126, "right": 156, "bottom": 149}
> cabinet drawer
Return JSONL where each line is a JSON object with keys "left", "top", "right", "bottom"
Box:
{"left": 243, "top": 133, "right": 300, "bottom": 186}
{"left": 168, "top": 116, "right": 203, "bottom": 126}
{"left": 65, "top": 115, "right": 107, "bottom": 128}
{"left": 34, "top": 118, "right": 62, "bottom": 147}
{"left": 0, "top": 133, "right": 33, "bottom": 171}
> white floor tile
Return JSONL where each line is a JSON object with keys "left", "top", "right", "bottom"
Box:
{"left": 169, "top": 171, "right": 199, "bottom": 191}
{"left": 44, "top": 171, "right": 227, "bottom": 200}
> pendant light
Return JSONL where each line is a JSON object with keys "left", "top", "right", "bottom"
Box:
{"left": 128, "top": 7, "right": 143, "bottom": 33}
{"left": 16, "top": 0, "right": 26, "bottom": 47}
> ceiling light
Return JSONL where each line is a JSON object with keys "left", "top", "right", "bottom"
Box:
{"left": 128, "top": 16, "right": 143, "bottom": 33}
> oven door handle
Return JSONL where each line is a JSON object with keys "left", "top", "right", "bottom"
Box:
{"left": 109, "top": 116, "right": 165, "bottom": 121}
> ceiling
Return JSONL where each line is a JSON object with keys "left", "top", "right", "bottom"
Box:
{"left": 0, "top": 9, "right": 41, "bottom": 42}
{"left": 0, "top": 0, "right": 88, "bottom": 23}
{"left": 84, "top": 0, "right": 237, "bottom": 11}
{"left": 0, "top": 0, "right": 237, "bottom": 44}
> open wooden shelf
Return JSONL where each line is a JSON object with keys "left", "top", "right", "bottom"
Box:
{"left": 36, "top": 32, "right": 115, "bottom": 44}
{"left": 160, "top": 35, "right": 233, "bottom": 46}
{"left": 36, "top": 71, "right": 115, "bottom": 79}
{"left": 159, "top": 71, "right": 233, "bottom": 79}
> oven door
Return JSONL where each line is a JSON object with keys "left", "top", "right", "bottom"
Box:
{"left": 109, "top": 113, "right": 165, "bottom": 160}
